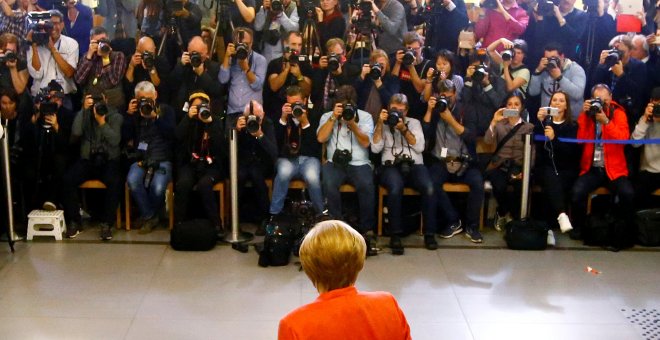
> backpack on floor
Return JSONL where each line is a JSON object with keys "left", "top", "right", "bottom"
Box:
{"left": 636, "top": 209, "right": 660, "bottom": 246}
{"left": 584, "top": 213, "right": 634, "bottom": 250}
{"left": 505, "top": 219, "right": 549, "bottom": 250}
{"left": 258, "top": 220, "right": 294, "bottom": 267}
{"left": 170, "top": 219, "right": 217, "bottom": 251}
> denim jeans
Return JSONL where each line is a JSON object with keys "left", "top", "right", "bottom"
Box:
{"left": 127, "top": 161, "right": 173, "bottom": 220}
{"left": 322, "top": 163, "right": 375, "bottom": 234}
{"left": 429, "top": 162, "right": 484, "bottom": 230}
{"left": 270, "top": 156, "right": 324, "bottom": 215}
{"left": 379, "top": 164, "right": 437, "bottom": 235}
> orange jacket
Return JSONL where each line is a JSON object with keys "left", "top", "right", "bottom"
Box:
{"left": 278, "top": 286, "right": 411, "bottom": 340}
{"left": 577, "top": 100, "right": 630, "bottom": 180}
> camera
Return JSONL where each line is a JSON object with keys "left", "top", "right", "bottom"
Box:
{"left": 393, "top": 154, "right": 414, "bottom": 176}
{"left": 588, "top": 98, "right": 603, "bottom": 117}
{"left": 341, "top": 103, "right": 357, "bottom": 121}
{"left": 432, "top": 95, "right": 449, "bottom": 114}
{"left": 285, "top": 48, "right": 306, "bottom": 65}
{"left": 327, "top": 53, "right": 341, "bottom": 72}
{"left": 302, "top": 0, "right": 319, "bottom": 16}
{"left": 166, "top": 0, "right": 184, "bottom": 12}
{"left": 98, "top": 39, "right": 111, "bottom": 54}
{"left": 235, "top": 43, "right": 249, "bottom": 60}
{"left": 537, "top": 0, "right": 557, "bottom": 16}
{"left": 503, "top": 108, "right": 519, "bottom": 118}
{"left": 197, "top": 103, "right": 211, "bottom": 120}
{"left": 604, "top": 49, "right": 623, "bottom": 68}
{"left": 501, "top": 49, "right": 514, "bottom": 62}
{"left": 190, "top": 51, "right": 202, "bottom": 68}
{"left": 369, "top": 63, "right": 382, "bottom": 80}
{"left": 546, "top": 56, "right": 561, "bottom": 71}
{"left": 291, "top": 102, "right": 305, "bottom": 118}
{"left": 481, "top": 0, "right": 498, "bottom": 10}
{"left": 351, "top": 1, "right": 374, "bottom": 35}
{"left": 28, "top": 12, "right": 54, "bottom": 46}
{"left": 385, "top": 109, "right": 401, "bottom": 126}
{"left": 290, "top": 199, "right": 314, "bottom": 218}
{"left": 541, "top": 106, "right": 559, "bottom": 117}
{"left": 264, "top": 28, "right": 282, "bottom": 46}
{"left": 142, "top": 51, "right": 155, "bottom": 69}
{"left": 90, "top": 146, "right": 109, "bottom": 166}
{"left": 471, "top": 64, "right": 488, "bottom": 83}
{"left": 402, "top": 48, "right": 415, "bottom": 67}
{"left": 138, "top": 98, "right": 155, "bottom": 116}
{"left": 271, "top": 0, "right": 284, "bottom": 11}
{"left": 653, "top": 104, "right": 660, "bottom": 118}
{"left": 0, "top": 50, "right": 17, "bottom": 64}
{"left": 91, "top": 95, "right": 108, "bottom": 116}
{"left": 246, "top": 114, "right": 261, "bottom": 133}
{"left": 332, "top": 149, "right": 352, "bottom": 167}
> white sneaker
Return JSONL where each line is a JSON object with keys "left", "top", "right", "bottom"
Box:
{"left": 557, "top": 213, "right": 573, "bottom": 233}
{"left": 547, "top": 230, "right": 556, "bottom": 246}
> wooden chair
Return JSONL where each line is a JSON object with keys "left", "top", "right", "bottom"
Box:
{"left": 124, "top": 182, "right": 175, "bottom": 231}
{"left": 586, "top": 187, "right": 611, "bottom": 215}
{"left": 442, "top": 183, "right": 486, "bottom": 230}
{"left": 79, "top": 180, "right": 122, "bottom": 229}
{"left": 212, "top": 181, "right": 228, "bottom": 228}
{"left": 377, "top": 186, "right": 421, "bottom": 236}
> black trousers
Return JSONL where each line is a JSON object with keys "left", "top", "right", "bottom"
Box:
{"left": 174, "top": 163, "right": 222, "bottom": 228}
{"left": 486, "top": 168, "right": 523, "bottom": 218}
{"left": 536, "top": 165, "right": 578, "bottom": 218}
{"left": 634, "top": 170, "right": 660, "bottom": 208}
{"left": 237, "top": 163, "right": 271, "bottom": 222}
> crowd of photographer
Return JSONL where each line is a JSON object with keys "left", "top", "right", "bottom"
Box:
{"left": 0, "top": 0, "right": 659, "bottom": 252}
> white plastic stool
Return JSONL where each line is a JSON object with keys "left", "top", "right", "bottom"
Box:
{"left": 27, "top": 210, "right": 66, "bottom": 240}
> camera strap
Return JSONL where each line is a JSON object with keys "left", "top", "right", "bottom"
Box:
{"left": 488, "top": 122, "right": 523, "bottom": 166}
{"left": 335, "top": 122, "right": 353, "bottom": 156}
{"left": 286, "top": 118, "right": 302, "bottom": 153}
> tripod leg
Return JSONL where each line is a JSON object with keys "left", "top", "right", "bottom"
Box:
{"left": 158, "top": 31, "right": 168, "bottom": 56}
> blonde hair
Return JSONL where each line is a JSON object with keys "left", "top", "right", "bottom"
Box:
{"left": 299, "top": 220, "right": 366, "bottom": 292}
{"left": 370, "top": 49, "right": 390, "bottom": 73}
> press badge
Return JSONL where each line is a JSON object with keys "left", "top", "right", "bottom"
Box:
{"left": 138, "top": 142, "right": 149, "bottom": 152}
{"left": 440, "top": 147, "right": 448, "bottom": 158}
{"left": 594, "top": 149, "right": 602, "bottom": 162}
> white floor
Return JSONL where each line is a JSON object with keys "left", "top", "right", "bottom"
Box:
{"left": 0, "top": 226, "right": 658, "bottom": 340}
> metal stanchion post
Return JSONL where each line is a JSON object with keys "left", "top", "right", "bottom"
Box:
{"left": 224, "top": 128, "right": 253, "bottom": 243}
{"left": 1, "top": 120, "right": 17, "bottom": 252}
{"left": 520, "top": 133, "right": 532, "bottom": 218}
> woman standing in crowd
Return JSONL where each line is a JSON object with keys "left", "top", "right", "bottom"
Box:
{"left": 423, "top": 49, "right": 464, "bottom": 102}
{"left": 315, "top": 0, "right": 345, "bottom": 52}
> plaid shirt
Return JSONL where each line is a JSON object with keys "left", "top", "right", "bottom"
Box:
{"left": 0, "top": 10, "right": 28, "bottom": 38}
{"left": 74, "top": 51, "right": 126, "bottom": 89}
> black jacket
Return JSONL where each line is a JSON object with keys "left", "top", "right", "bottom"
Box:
{"left": 123, "top": 103, "right": 176, "bottom": 164}
{"left": 175, "top": 115, "right": 225, "bottom": 171}
{"left": 593, "top": 57, "right": 647, "bottom": 125}
{"left": 274, "top": 116, "right": 321, "bottom": 159}
{"left": 421, "top": 101, "right": 478, "bottom": 164}
{"left": 461, "top": 76, "right": 507, "bottom": 137}
{"left": 169, "top": 60, "right": 224, "bottom": 122}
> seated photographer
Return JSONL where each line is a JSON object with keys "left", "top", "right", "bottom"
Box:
{"left": 278, "top": 220, "right": 411, "bottom": 340}
{"left": 74, "top": 26, "right": 127, "bottom": 111}
{"left": 473, "top": 0, "right": 529, "bottom": 49}
{"left": 372, "top": 94, "right": 434, "bottom": 254}
{"left": 22, "top": 81, "right": 75, "bottom": 211}
{"left": 0, "top": 33, "right": 28, "bottom": 95}
{"left": 593, "top": 34, "right": 648, "bottom": 125}
{"left": 422, "top": 0, "right": 469, "bottom": 54}
{"left": 486, "top": 38, "right": 530, "bottom": 96}
{"left": 316, "top": 85, "right": 377, "bottom": 256}
{"left": 61, "top": 94, "right": 123, "bottom": 240}
{"left": 124, "top": 36, "right": 171, "bottom": 100}
{"left": 356, "top": 49, "right": 400, "bottom": 121}
{"left": 391, "top": 32, "right": 432, "bottom": 121}
{"left": 174, "top": 92, "right": 227, "bottom": 238}
{"left": 124, "top": 81, "right": 175, "bottom": 234}
{"left": 269, "top": 86, "right": 324, "bottom": 221}
{"left": 310, "top": 38, "right": 360, "bottom": 114}
{"left": 570, "top": 84, "right": 633, "bottom": 245}
{"left": 483, "top": 93, "right": 535, "bottom": 230}
{"left": 528, "top": 42, "right": 586, "bottom": 120}
{"left": 255, "top": 0, "right": 299, "bottom": 63}
{"left": 367, "top": 0, "right": 407, "bottom": 56}
{"left": 423, "top": 79, "right": 484, "bottom": 244}
{"left": 233, "top": 100, "right": 278, "bottom": 227}
{"left": 219, "top": 27, "right": 267, "bottom": 117}
{"left": 264, "top": 31, "right": 312, "bottom": 121}
{"left": 422, "top": 49, "right": 464, "bottom": 103}
{"left": 63, "top": 0, "right": 93, "bottom": 58}
{"left": 170, "top": 36, "right": 222, "bottom": 121}
{"left": 534, "top": 91, "right": 579, "bottom": 233}
{"left": 631, "top": 88, "right": 660, "bottom": 209}
{"left": 27, "top": 10, "right": 78, "bottom": 111}
{"left": 461, "top": 53, "right": 507, "bottom": 137}
{"left": 314, "top": 0, "right": 346, "bottom": 52}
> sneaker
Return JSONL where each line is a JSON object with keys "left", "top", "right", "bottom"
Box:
{"left": 439, "top": 220, "right": 463, "bottom": 239}
{"left": 100, "top": 223, "right": 113, "bottom": 241}
{"left": 424, "top": 235, "right": 438, "bottom": 250}
{"left": 557, "top": 213, "right": 573, "bottom": 233}
{"left": 65, "top": 222, "right": 80, "bottom": 239}
{"left": 42, "top": 201, "right": 56, "bottom": 211}
{"left": 138, "top": 216, "right": 159, "bottom": 234}
{"left": 494, "top": 213, "right": 511, "bottom": 232}
{"left": 547, "top": 230, "right": 556, "bottom": 246}
{"left": 389, "top": 235, "right": 404, "bottom": 255}
{"left": 364, "top": 233, "right": 379, "bottom": 257}
{"left": 464, "top": 227, "right": 483, "bottom": 243}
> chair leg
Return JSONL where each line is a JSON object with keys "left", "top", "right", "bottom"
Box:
{"left": 168, "top": 182, "right": 174, "bottom": 230}
{"left": 377, "top": 187, "right": 384, "bottom": 236}
{"left": 125, "top": 183, "right": 131, "bottom": 231}
{"left": 218, "top": 185, "right": 225, "bottom": 229}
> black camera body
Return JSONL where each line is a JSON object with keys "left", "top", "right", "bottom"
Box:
{"left": 292, "top": 102, "right": 305, "bottom": 118}
{"left": 402, "top": 48, "right": 415, "bottom": 67}
{"left": 369, "top": 63, "right": 382, "bottom": 80}
{"left": 28, "top": 12, "right": 53, "bottom": 46}
{"left": 327, "top": 53, "right": 341, "bottom": 72}
{"left": 393, "top": 154, "right": 414, "bottom": 176}
{"left": 142, "top": 51, "right": 155, "bottom": 69}
{"left": 546, "top": 56, "right": 561, "bottom": 71}
{"left": 588, "top": 98, "right": 604, "bottom": 117}
{"left": 537, "top": 0, "right": 558, "bottom": 16}
{"left": 235, "top": 43, "right": 249, "bottom": 60}
{"left": 98, "top": 39, "right": 111, "bottom": 54}
{"left": 472, "top": 64, "right": 488, "bottom": 83}
{"left": 341, "top": 103, "right": 357, "bottom": 121}
{"left": 190, "top": 51, "right": 202, "bottom": 68}
{"left": 138, "top": 98, "right": 155, "bottom": 117}
{"left": 197, "top": 103, "right": 211, "bottom": 120}
{"left": 271, "top": 0, "right": 284, "bottom": 11}
{"left": 90, "top": 146, "right": 109, "bottom": 167}
{"left": 91, "top": 95, "right": 108, "bottom": 116}
{"left": 433, "top": 95, "right": 449, "bottom": 115}
{"left": 653, "top": 104, "right": 660, "bottom": 118}
{"left": 332, "top": 149, "right": 352, "bottom": 167}
{"left": 501, "top": 49, "right": 514, "bottom": 62}
{"left": 303, "top": 0, "right": 319, "bottom": 16}
{"left": 285, "top": 49, "right": 306, "bottom": 65}
{"left": 385, "top": 109, "right": 401, "bottom": 126}
{"left": 482, "top": 0, "right": 498, "bottom": 9}
{"left": 604, "top": 49, "right": 623, "bottom": 68}
{"left": 0, "top": 50, "right": 17, "bottom": 64}
{"left": 246, "top": 114, "right": 261, "bottom": 133}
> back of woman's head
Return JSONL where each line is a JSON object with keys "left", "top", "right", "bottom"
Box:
{"left": 300, "top": 220, "right": 366, "bottom": 292}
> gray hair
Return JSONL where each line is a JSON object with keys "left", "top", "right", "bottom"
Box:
{"left": 134, "top": 81, "right": 156, "bottom": 95}
{"left": 49, "top": 9, "right": 64, "bottom": 20}
{"left": 389, "top": 93, "right": 409, "bottom": 111}
{"left": 632, "top": 34, "right": 649, "bottom": 54}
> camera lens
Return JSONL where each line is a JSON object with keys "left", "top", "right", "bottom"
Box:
{"left": 246, "top": 115, "right": 260, "bottom": 133}
{"left": 271, "top": 0, "right": 283, "bottom": 11}
{"left": 402, "top": 49, "right": 415, "bottom": 67}
{"left": 98, "top": 41, "right": 111, "bottom": 54}
{"left": 236, "top": 44, "right": 249, "bottom": 60}
{"left": 139, "top": 98, "right": 154, "bottom": 116}
{"left": 385, "top": 110, "right": 400, "bottom": 126}
{"left": 433, "top": 95, "right": 449, "bottom": 114}
{"left": 369, "top": 63, "right": 382, "bottom": 80}
{"left": 328, "top": 53, "right": 340, "bottom": 72}
{"left": 198, "top": 104, "right": 211, "bottom": 120}
{"left": 501, "top": 50, "right": 513, "bottom": 61}
{"left": 142, "top": 52, "right": 155, "bottom": 69}
{"left": 190, "top": 52, "right": 202, "bottom": 68}
{"left": 589, "top": 98, "right": 603, "bottom": 116}
{"left": 292, "top": 102, "right": 305, "bottom": 117}
{"left": 342, "top": 104, "right": 356, "bottom": 121}
{"left": 604, "top": 50, "right": 621, "bottom": 68}
{"left": 94, "top": 101, "right": 108, "bottom": 116}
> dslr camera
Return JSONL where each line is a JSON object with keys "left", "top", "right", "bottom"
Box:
{"left": 302, "top": 0, "right": 320, "bottom": 16}
{"left": 537, "top": 0, "right": 558, "bottom": 16}
{"left": 351, "top": 0, "right": 375, "bottom": 35}
{"left": 285, "top": 48, "right": 306, "bottom": 65}
{"left": 271, "top": 0, "right": 284, "bottom": 11}
{"left": 471, "top": 64, "right": 488, "bottom": 83}
{"left": 189, "top": 51, "right": 203, "bottom": 68}
{"left": 142, "top": 51, "right": 155, "bottom": 69}
{"left": 393, "top": 154, "right": 414, "bottom": 176}
{"left": 588, "top": 98, "right": 604, "bottom": 117}
{"left": 264, "top": 28, "right": 282, "bottom": 46}
{"left": 341, "top": 103, "right": 358, "bottom": 121}
{"left": 481, "top": 0, "right": 498, "bottom": 10}
{"left": 138, "top": 98, "right": 155, "bottom": 117}
{"left": 28, "top": 12, "right": 54, "bottom": 46}
{"left": 35, "top": 88, "right": 59, "bottom": 128}
{"left": 235, "top": 43, "right": 249, "bottom": 60}
{"left": 97, "top": 39, "right": 111, "bottom": 54}
{"left": 432, "top": 95, "right": 449, "bottom": 115}
{"left": 0, "top": 50, "right": 17, "bottom": 64}
{"left": 501, "top": 49, "right": 515, "bottom": 62}
{"left": 653, "top": 104, "right": 660, "bottom": 118}
{"left": 369, "top": 63, "right": 382, "bottom": 80}
{"left": 91, "top": 95, "right": 108, "bottom": 116}
{"left": 604, "top": 49, "right": 623, "bottom": 68}
{"left": 546, "top": 56, "right": 561, "bottom": 71}
{"left": 385, "top": 109, "right": 401, "bottom": 126}
{"left": 246, "top": 113, "right": 261, "bottom": 133}
{"left": 197, "top": 102, "right": 212, "bottom": 120}
{"left": 291, "top": 102, "right": 305, "bottom": 118}
{"left": 332, "top": 149, "right": 352, "bottom": 167}
{"left": 401, "top": 48, "right": 415, "bottom": 67}
{"left": 327, "top": 53, "right": 341, "bottom": 72}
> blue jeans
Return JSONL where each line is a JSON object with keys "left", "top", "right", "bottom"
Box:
{"left": 127, "top": 161, "right": 173, "bottom": 219}
{"left": 429, "top": 162, "right": 484, "bottom": 229}
{"left": 322, "top": 163, "right": 375, "bottom": 234}
{"left": 379, "top": 164, "right": 437, "bottom": 235}
{"left": 270, "top": 156, "right": 324, "bottom": 215}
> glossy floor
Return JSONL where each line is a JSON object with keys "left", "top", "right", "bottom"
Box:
{"left": 0, "top": 226, "right": 658, "bottom": 340}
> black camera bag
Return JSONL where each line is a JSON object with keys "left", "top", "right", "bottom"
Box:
{"left": 505, "top": 219, "right": 548, "bottom": 250}
{"left": 258, "top": 221, "right": 294, "bottom": 267}
{"left": 170, "top": 219, "right": 217, "bottom": 251}
{"left": 636, "top": 209, "right": 660, "bottom": 246}
{"left": 584, "top": 213, "right": 634, "bottom": 250}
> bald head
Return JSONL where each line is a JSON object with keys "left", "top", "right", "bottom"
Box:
{"left": 188, "top": 36, "right": 209, "bottom": 60}
{"left": 137, "top": 36, "right": 156, "bottom": 54}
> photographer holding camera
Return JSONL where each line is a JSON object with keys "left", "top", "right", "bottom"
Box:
{"left": 219, "top": 27, "right": 267, "bottom": 117}
{"left": 174, "top": 92, "right": 227, "bottom": 238}
{"left": 356, "top": 49, "right": 400, "bottom": 121}
{"left": 125, "top": 36, "right": 171, "bottom": 99}
{"left": 310, "top": 38, "right": 360, "bottom": 113}
{"left": 317, "top": 85, "right": 377, "bottom": 256}
{"left": 528, "top": 42, "right": 586, "bottom": 120}
{"left": 423, "top": 79, "right": 484, "bottom": 244}
{"left": 422, "top": 49, "right": 464, "bottom": 104}
{"left": 391, "top": 32, "right": 432, "bottom": 120}
{"left": 366, "top": 0, "right": 407, "bottom": 55}
{"left": 593, "top": 34, "right": 648, "bottom": 125}
{"left": 0, "top": 33, "right": 28, "bottom": 95}
{"left": 124, "top": 81, "right": 175, "bottom": 234}
{"left": 461, "top": 52, "right": 507, "bottom": 137}
{"left": 269, "top": 85, "right": 324, "bottom": 220}
{"left": 27, "top": 10, "right": 78, "bottom": 111}
{"left": 264, "top": 31, "right": 312, "bottom": 121}
{"left": 631, "top": 88, "right": 660, "bottom": 209}
{"left": 372, "top": 94, "right": 434, "bottom": 254}
{"left": 255, "top": 0, "right": 299, "bottom": 62}
{"left": 486, "top": 38, "right": 530, "bottom": 95}
{"left": 473, "top": 0, "right": 529, "bottom": 49}
{"left": 417, "top": 0, "right": 468, "bottom": 54}
{"left": 314, "top": 0, "right": 345, "bottom": 51}
{"left": 74, "top": 26, "right": 127, "bottom": 110}
{"left": 61, "top": 93, "right": 123, "bottom": 240}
